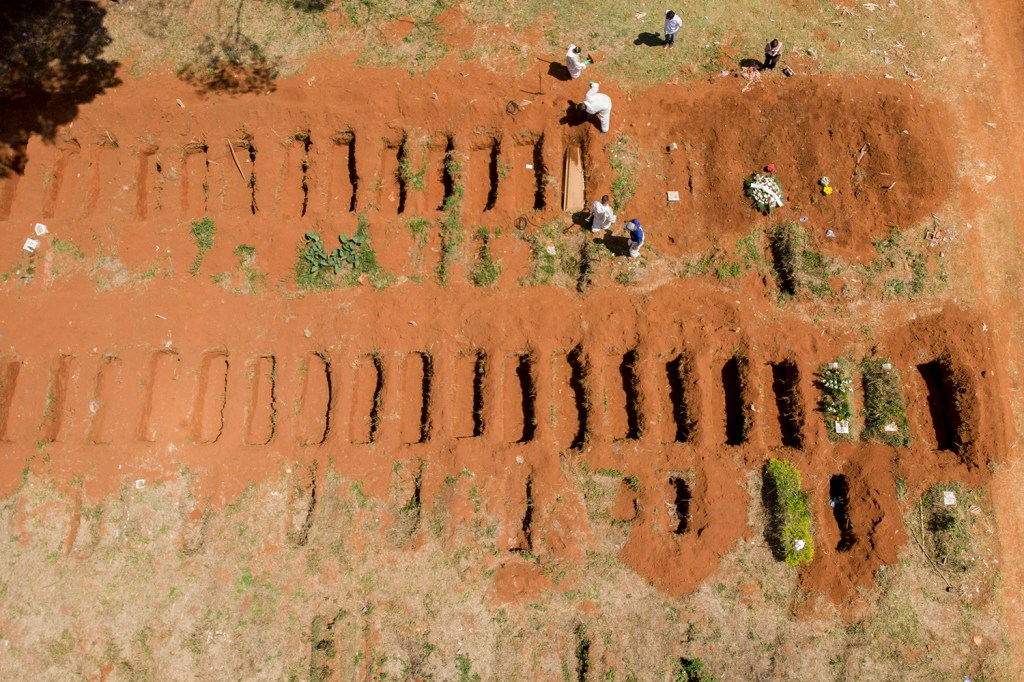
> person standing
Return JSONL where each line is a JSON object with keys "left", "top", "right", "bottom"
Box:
{"left": 664, "top": 11, "right": 683, "bottom": 49}
{"left": 764, "top": 39, "right": 783, "bottom": 69}
{"left": 566, "top": 44, "right": 591, "bottom": 79}
{"left": 589, "top": 195, "right": 616, "bottom": 233}
{"left": 577, "top": 81, "right": 612, "bottom": 134}
{"left": 626, "top": 219, "right": 644, "bottom": 258}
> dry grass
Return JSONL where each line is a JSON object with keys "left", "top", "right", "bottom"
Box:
{"left": 0, "top": 468, "right": 1007, "bottom": 680}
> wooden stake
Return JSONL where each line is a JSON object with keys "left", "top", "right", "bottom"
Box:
{"left": 227, "top": 140, "right": 246, "bottom": 182}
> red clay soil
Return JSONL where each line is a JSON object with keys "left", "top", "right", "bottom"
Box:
{"left": 0, "top": 47, "right": 1007, "bottom": 613}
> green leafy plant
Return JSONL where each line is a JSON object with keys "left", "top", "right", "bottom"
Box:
{"left": 675, "top": 657, "right": 717, "bottom": 682}
{"left": 860, "top": 357, "right": 910, "bottom": 447}
{"left": 296, "top": 215, "right": 390, "bottom": 290}
{"left": 763, "top": 459, "right": 814, "bottom": 566}
{"left": 818, "top": 361, "right": 854, "bottom": 441}
{"left": 188, "top": 217, "right": 215, "bottom": 275}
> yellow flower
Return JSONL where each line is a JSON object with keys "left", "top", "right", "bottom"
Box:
{"left": 823, "top": 186, "right": 833, "bottom": 196}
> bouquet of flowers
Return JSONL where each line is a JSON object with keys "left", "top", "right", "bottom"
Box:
{"left": 744, "top": 171, "right": 785, "bottom": 214}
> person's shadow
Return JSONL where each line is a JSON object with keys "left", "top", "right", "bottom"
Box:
{"left": 571, "top": 210, "right": 591, "bottom": 230}
{"left": 547, "top": 62, "right": 572, "bottom": 81}
{"left": 634, "top": 32, "right": 663, "bottom": 47}
{"left": 559, "top": 101, "right": 586, "bottom": 127}
{"left": 739, "top": 58, "right": 764, "bottom": 69}
{"left": 599, "top": 232, "right": 632, "bottom": 256}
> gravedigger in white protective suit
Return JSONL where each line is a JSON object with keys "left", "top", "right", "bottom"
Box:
{"left": 577, "top": 81, "right": 612, "bottom": 134}
{"left": 589, "top": 195, "right": 616, "bottom": 233}
{"left": 565, "top": 44, "right": 590, "bottom": 79}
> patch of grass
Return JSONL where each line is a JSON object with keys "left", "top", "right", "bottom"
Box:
{"left": 398, "top": 137, "right": 427, "bottom": 192}
{"left": 768, "top": 222, "right": 836, "bottom": 299}
{"left": 860, "top": 356, "right": 910, "bottom": 447}
{"left": 407, "top": 217, "right": 431, "bottom": 249}
{"left": 861, "top": 226, "right": 935, "bottom": 300}
{"left": 684, "top": 229, "right": 764, "bottom": 280}
{"left": 817, "top": 360, "right": 855, "bottom": 442}
{"left": 470, "top": 227, "right": 502, "bottom": 287}
{"left": 213, "top": 243, "right": 267, "bottom": 294}
{"left": 763, "top": 459, "right": 814, "bottom": 566}
{"left": 52, "top": 237, "right": 85, "bottom": 260}
{"left": 919, "top": 483, "right": 982, "bottom": 573}
{"left": 522, "top": 218, "right": 577, "bottom": 287}
{"left": 188, "top": 217, "right": 215, "bottom": 276}
{"left": 605, "top": 135, "right": 639, "bottom": 211}
{"left": 577, "top": 239, "right": 613, "bottom": 293}
{"left": 437, "top": 158, "right": 465, "bottom": 286}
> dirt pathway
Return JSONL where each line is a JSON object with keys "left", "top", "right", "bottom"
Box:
{"left": 961, "top": 0, "right": 1024, "bottom": 674}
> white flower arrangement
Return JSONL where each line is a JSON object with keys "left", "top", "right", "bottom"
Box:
{"left": 744, "top": 173, "right": 785, "bottom": 213}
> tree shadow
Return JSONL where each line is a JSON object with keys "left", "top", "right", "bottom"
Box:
{"left": 178, "top": 0, "right": 280, "bottom": 95}
{"left": 634, "top": 32, "right": 663, "bottom": 47}
{"left": 0, "top": 0, "right": 121, "bottom": 177}
{"left": 559, "top": 101, "right": 587, "bottom": 128}
{"left": 547, "top": 62, "right": 572, "bottom": 82}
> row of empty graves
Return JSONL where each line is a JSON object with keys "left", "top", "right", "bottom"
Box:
{"left": 0, "top": 128, "right": 587, "bottom": 223}
{"left": 0, "top": 347, "right": 971, "bottom": 454}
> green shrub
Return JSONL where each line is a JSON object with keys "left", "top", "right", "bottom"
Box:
{"left": 763, "top": 459, "right": 814, "bottom": 566}
{"left": 295, "top": 214, "right": 390, "bottom": 290}
{"left": 860, "top": 357, "right": 910, "bottom": 447}
{"left": 675, "top": 657, "right": 716, "bottom": 682}
{"left": 436, "top": 157, "right": 465, "bottom": 286}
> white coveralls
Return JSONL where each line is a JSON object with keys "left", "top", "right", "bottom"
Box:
{"left": 583, "top": 82, "right": 612, "bottom": 133}
{"left": 566, "top": 44, "right": 587, "bottom": 79}
{"left": 590, "top": 200, "right": 616, "bottom": 233}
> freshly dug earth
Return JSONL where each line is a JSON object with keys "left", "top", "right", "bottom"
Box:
{"left": 0, "top": 31, "right": 1014, "bottom": 681}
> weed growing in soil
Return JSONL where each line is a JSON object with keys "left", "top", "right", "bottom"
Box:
{"left": 188, "top": 217, "right": 215, "bottom": 276}
{"left": 296, "top": 215, "right": 390, "bottom": 290}
{"left": 407, "top": 217, "right": 430, "bottom": 249}
{"left": 398, "top": 137, "right": 427, "bottom": 191}
{"left": 213, "top": 244, "right": 268, "bottom": 294}
{"left": 684, "top": 229, "right": 764, "bottom": 280}
{"left": 817, "top": 360, "right": 855, "bottom": 441}
{"left": 52, "top": 237, "right": 85, "bottom": 260}
{"left": 522, "top": 219, "right": 576, "bottom": 286}
{"left": 470, "top": 227, "right": 502, "bottom": 287}
{"left": 605, "top": 135, "right": 639, "bottom": 211}
{"left": 860, "top": 356, "right": 910, "bottom": 447}
{"left": 674, "top": 657, "right": 717, "bottom": 682}
{"left": 437, "top": 159, "right": 465, "bottom": 286}
{"left": 762, "top": 459, "right": 814, "bottom": 566}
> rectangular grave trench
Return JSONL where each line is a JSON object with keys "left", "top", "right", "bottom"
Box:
{"left": 0, "top": 360, "right": 19, "bottom": 441}
{"left": 665, "top": 353, "right": 698, "bottom": 444}
{"left": 298, "top": 352, "right": 332, "bottom": 446}
{"left": 454, "top": 351, "right": 487, "bottom": 439}
{"left": 401, "top": 352, "right": 433, "bottom": 444}
{"left": 513, "top": 132, "right": 547, "bottom": 211}
{"left": 917, "top": 358, "right": 967, "bottom": 453}
{"left": 469, "top": 135, "right": 501, "bottom": 213}
{"left": 350, "top": 353, "right": 384, "bottom": 444}
{"left": 619, "top": 349, "right": 643, "bottom": 441}
{"left": 180, "top": 140, "right": 209, "bottom": 213}
{"left": 89, "top": 355, "right": 121, "bottom": 445}
{"left": 770, "top": 358, "right": 805, "bottom": 450}
{"left": 330, "top": 129, "right": 358, "bottom": 212}
{"left": 722, "top": 355, "right": 750, "bottom": 446}
{"left": 670, "top": 476, "right": 692, "bottom": 534}
{"left": 829, "top": 475, "right": 856, "bottom": 552}
{"left": 245, "top": 355, "right": 277, "bottom": 445}
{"left": 509, "top": 353, "right": 537, "bottom": 444}
{"left": 566, "top": 345, "right": 591, "bottom": 450}
{"left": 191, "top": 350, "right": 228, "bottom": 444}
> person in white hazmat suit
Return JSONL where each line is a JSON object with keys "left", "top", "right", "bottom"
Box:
{"left": 577, "top": 81, "right": 612, "bottom": 134}
{"left": 565, "top": 44, "right": 590, "bottom": 79}
{"left": 589, "top": 195, "right": 616, "bottom": 233}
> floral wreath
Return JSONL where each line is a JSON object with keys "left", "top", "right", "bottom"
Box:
{"left": 744, "top": 166, "right": 784, "bottom": 214}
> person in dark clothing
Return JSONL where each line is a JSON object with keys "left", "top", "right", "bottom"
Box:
{"left": 764, "top": 39, "right": 783, "bottom": 69}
